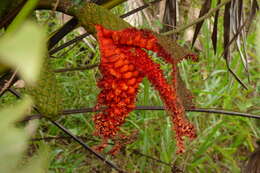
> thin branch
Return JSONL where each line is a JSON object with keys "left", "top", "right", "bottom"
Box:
{"left": 0, "top": 69, "right": 17, "bottom": 95}
{"left": 162, "top": 0, "right": 232, "bottom": 35}
{"left": 53, "top": 64, "right": 98, "bottom": 73}
{"left": 226, "top": 64, "right": 248, "bottom": 89}
{"left": 48, "top": 18, "right": 78, "bottom": 50}
{"left": 21, "top": 104, "right": 260, "bottom": 122}
{"left": 185, "top": 107, "right": 260, "bottom": 119}
{"left": 131, "top": 149, "right": 173, "bottom": 168}
{"left": 8, "top": 88, "right": 126, "bottom": 173}
{"left": 31, "top": 135, "right": 102, "bottom": 143}
{"left": 49, "top": 32, "right": 89, "bottom": 55}
{"left": 0, "top": 71, "right": 19, "bottom": 97}
{"left": 49, "top": 0, "right": 162, "bottom": 55}
{"left": 48, "top": 119, "right": 126, "bottom": 173}
{"left": 120, "top": 0, "right": 162, "bottom": 18}
{"left": 31, "top": 135, "right": 178, "bottom": 169}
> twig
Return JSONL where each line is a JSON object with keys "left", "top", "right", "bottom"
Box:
{"left": 120, "top": 0, "right": 162, "bottom": 18}
{"left": 48, "top": 119, "right": 126, "bottom": 173}
{"left": 21, "top": 104, "right": 260, "bottom": 122}
{"left": 185, "top": 107, "right": 259, "bottom": 119}
{"left": 162, "top": 0, "right": 232, "bottom": 35}
{"left": 226, "top": 64, "right": 248, "bottom": 90}
{"left": 131, "top": 149, "right": 173, "bottom": 167}
{"left": 52, "top": 39, "right": 80, "bottom": 58}
{"left": 31, "top": 135, "right": 101, "bottom": 143}
{"left": 53, "top": 64, "right": 98, "bottom": 73}
{"left": 8, "top": 88, "right": 126, "bottom": 173}
{"left": 48, "top": 18, "right": 78, "bottom": 50}
{"left": 31, "top": 135, "right": 178, "bottom": 169}
{"left": 0, "top": 69, "right": 18, "bottom": 96}
{"left": 49, "top": 32, "right": 89, "bottom": 55}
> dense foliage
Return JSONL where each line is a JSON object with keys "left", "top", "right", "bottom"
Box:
{"left": 0, "top": 0, "right": 259, "bottom": 172}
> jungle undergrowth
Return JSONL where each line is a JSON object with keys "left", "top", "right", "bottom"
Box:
{"left": 1, "top": 9, "right": 259, "bottom": 173}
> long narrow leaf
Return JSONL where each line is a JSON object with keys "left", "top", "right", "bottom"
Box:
{"left": 211, "top": 0, "right": 221, "bottom": 54}
{"left": 223, "top": 1, "right": 231, "bottom": 62}
{"left": 192, "top": 0, "right": 212, "bottom": 47}
{"left": 237, "top": 0, "right": 243, "bottom": 26}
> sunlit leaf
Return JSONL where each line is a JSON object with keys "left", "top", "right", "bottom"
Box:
{"left": 0, "top": 21, "right": 45, "bottom": 84}
{"left": 0, "top": 98, "right": 32, "bottom": 172}
{"left": 0, "top": 97, "right": 49, "bottom": 172}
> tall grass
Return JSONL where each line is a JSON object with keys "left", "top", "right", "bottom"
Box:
{"left": 1, "top": 9, "right": 259, "bottom": 173}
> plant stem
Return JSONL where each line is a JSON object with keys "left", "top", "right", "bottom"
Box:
{"left": 7, "top": 0, "right": 39, "bottom": 33}
{"left": 8, "top": 88, "right": 126, "bottom": 173}
{"left": 20, "top": 104, "right": 260, "bottom": 122}
{"left": 48, "top": 118, "right": 127, "bottom": 173}
{"left": 101, "top": 0, "right": 127, "bottom": 9}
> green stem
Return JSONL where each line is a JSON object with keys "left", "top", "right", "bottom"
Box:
{"left": 102, "top": 0, "right": 127, "bottom": 9}
{"left": 7, "top": 0, "right": 39, "bottom": 32}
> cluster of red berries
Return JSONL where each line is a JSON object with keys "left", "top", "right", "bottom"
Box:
{"left": 94, "top": 25, "right": 196, "bottom": 154}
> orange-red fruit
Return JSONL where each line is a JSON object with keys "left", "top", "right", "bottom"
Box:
{"left": 119, "top": 65, "right": 129, "bottom": 73}
{"left": 94, "top": 24, "right": 197, "bottom": 154}
{"left": 123, "top": 72, "right": 132, "bottom": 79}
{"left": 114, "top": 59, "right": 125, "bottom": 68}
{"left": 127, "top": 78, "right": 136, "bottom": 85}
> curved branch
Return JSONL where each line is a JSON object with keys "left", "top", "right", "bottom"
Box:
{"left": 20, "top": 104, "right": 260, "bottom": 122}
{"left": 8, "top": 87, "right": 126, "bottom": 173}
{"left": 31, "top": 135, "right": 179, "bottom": 170}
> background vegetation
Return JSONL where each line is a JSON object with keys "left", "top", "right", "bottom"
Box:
{"left": 0, "top": 0, "right": 259, "bottom": 172}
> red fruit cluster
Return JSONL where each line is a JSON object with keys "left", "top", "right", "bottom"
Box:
{"left": 94, "top": 25, "right": 197, "bottom": 154}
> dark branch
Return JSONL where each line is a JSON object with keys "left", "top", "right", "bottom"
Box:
{"left": 30, "top": 135, "right": 178, "bottom": 170}
{"left": 53, "top": 64, "right": 98, "bottom": 73}
{"left": 48, "top": 18, "right": 78, "bottom": 50}
{"left": 0, "top": 71, "right": 19, "bottom": 97}
{"left": 9, "top": 88, "right": 126, "bottom": 173}
{"left": 20, "top": 104, "right": 260, "bottom": 122}
{"left": 120, "top": 0, "right": 162, "bottom": 18}
{"left": 48, "top": 119, "right": 127, "bottom": 173}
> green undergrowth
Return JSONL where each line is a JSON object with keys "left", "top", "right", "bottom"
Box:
{"left": 1, "top": 9, "right": 259, "bottom": 173}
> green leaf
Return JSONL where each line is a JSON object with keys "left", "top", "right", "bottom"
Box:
{"left": 0, "top": 97, "right": 49, "bottom": 173}
{"left": 0, "top": 21, "right": 45, "bottom": 84}
{"left": 0, "top": 98, "right": 32, "bottom": 172}
{"left": 18, "top": 145, "right": 50, "bottom": 173}
{"left": 7, "top": 0, "right": 39, "bottom": 33}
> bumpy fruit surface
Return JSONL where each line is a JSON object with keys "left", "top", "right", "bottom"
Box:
{"left": 94, "top": 25, "right": 197, "bottom": 154}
